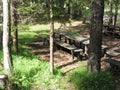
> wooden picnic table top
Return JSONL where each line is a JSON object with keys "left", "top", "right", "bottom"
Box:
{"left": 106, "top": 45, "right": 120, "bottom": 65}
{"left": 54, "top": 30, "right": 109, "bottom": 50}
{"left": 54, "top": 31, "right": 88, "bottom": 42}
{"left": 107, "top": 45, "right": 120, "bottom": 58}
{"left": 54, "top": 31, "right": 67, "bottom": 35}
{"left": 81, "top": 39, "right": 108, "bottom": 50}
{"left": 65, "top": 34, "right": 88, "bottom": 42}
{"left": 103, "top": 25, "right": 120, "bottom": 30}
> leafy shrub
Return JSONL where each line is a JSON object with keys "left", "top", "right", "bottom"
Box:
{"left": 69, "top": 68, "right": 116, "bottom": 90}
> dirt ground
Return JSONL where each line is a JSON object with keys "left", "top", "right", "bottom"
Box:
{"left": 28, "top": 21, "right": 120, "bottom": 89}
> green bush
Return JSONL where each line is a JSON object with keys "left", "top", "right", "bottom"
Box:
{"left": 69, "top": 68, "right": 116, "bottom": 90}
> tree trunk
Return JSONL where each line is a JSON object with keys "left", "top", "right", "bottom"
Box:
{"left": 88, "top": 0, "right": 104, "bottom": 72}
{"left": 70, "top": 0, "right": 74, "bottom": 19}
{"left": 108, "top": 1, "right": 113, "bottom": 26}
{"left": 2, "top": 0, "right": 13, "bottom": 73}
{"left": 11, "top": 0, "right": 18, "bottom": 54}
{"left": 50, "top": 0, "right": 54, "bottom": 74}
{"left": 113, "top": 0, "right": 119, "bottom": 27}
{"left": 0, "top": 2, "right": 2, "bottom": 48}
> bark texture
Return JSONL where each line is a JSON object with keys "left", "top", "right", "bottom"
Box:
{"left": 50, "top": 0, "right": 54, "bottom": 74}
{"left": 11, "top": 0, "right": 18, "bottom": 54}
{"left": 88, "top": 0, "right": 104, "bottom": 72}
{"left": 2, "top": 0, "right": 12, "bottom": 73}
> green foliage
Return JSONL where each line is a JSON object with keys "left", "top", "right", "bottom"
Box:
{"left": 1, "top": 23, "right": 117, "bottom": 90}
{"left": 17, "top": 0, "right": 91, "bottom": 24}
{"left": 18, "top": 24, "right": 30, "bottom": 31}
{"left": 0, "top": 50, "right": 3, "bottom": 60}
{"left": 0, "top": 51, "right": 4, "bottom": 73}
{"left": 69, "top": 67, "right": 116, "bottom": 90}
{"left": 67, "top": 29, "right": 80, "bottom": 36}
{"left": 8, "top": 50, "right": 65, "bottom": 90}
{"left": 8, "top": 28, "right": 66, "bottom": 90}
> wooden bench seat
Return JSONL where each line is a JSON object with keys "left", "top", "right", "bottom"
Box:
{"left": 101, "top": 45, "right": 109, "bottom": 57}
{"left": 105, "top": 58, "right": 120, "bottom": 71}
{"left": 103, "top": 25, "right": 120, "bottom": 38}
{"left": 106, "top": 58, "right": 120, "bottom": 67}
{"left": 55, "top": 41, "right": 83, "bottom": 60}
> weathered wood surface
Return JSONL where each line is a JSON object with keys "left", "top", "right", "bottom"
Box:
{"left": 103, "top": 25, "right": 120, "bottom": 37}
{"left": 55, "top": 41, "right": 83, "bottom": 60}
{"left": 54, "top": 31, "right": 109, "bottom": 57}
{"left": 55, "top": 41, "right": 77, "bottom": 50}
{"left": 54, "top": 31, "right": 88, "bottom": 42}
{"left": 106, "top": 44, "right": 120, "bottom": 67}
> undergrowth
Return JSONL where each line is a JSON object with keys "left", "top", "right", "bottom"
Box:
{"left": 68, "top": 67, "right": 116, "bottom": 90}
{"left": 10, "top": 53, "right": 65, "bottom": 90}
{"left": 0, "top": 24, "right": 117, "bottom": 90}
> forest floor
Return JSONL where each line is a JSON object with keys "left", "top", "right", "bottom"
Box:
{"left": 28, "top": 21, "right": 120, "bottom": 90}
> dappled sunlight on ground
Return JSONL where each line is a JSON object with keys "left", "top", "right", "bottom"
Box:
{"left": 27, "top": 20, "right": 120, "bottom": 89}
{"left": 28, "top": 21, "right": 120, "bottom": 73}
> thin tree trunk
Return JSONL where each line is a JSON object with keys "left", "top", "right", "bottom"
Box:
{"left": 70, "top": 0, "right": 74, "bottom": 19}
{"left": 11, "top": 0, "right": 18, "bottom": 54}
{"left": 113, "top": 0, "right": 119, "bottom": 27}
{"left": 2, "top": 0, "right": 12, "bottom": 73}
{"left": 108, "top": 1, "right": 113, "bottom": 26}
{"left": 88, "top": 0, "right": 104, "bottom": 72}
{"left": 12, "top": 29, "right": 18, "bottom": 54}
{"left": 50, "top": 0, "right": 54, "bottom": 74}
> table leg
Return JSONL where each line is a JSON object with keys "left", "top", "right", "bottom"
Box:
{"left": 71, "top": 50, "right": 74, "bottom": 60}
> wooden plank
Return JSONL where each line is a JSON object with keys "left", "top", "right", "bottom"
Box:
{"left": 65, "top": 34, "right": 88, "bottom": 43}
{"left": 105, "top": 58, "right": 120, "bottom": 67}
{"left": 55, "top": 41, "right": 83, "bottom": 60}
{"left": 55, "top": 41, "right": 77, "bottom": 50}
{"left": 74, "top": 49, "right": 83, "bottom": 52}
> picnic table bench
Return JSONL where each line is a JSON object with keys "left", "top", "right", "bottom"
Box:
{"left": 105, "top": 45, "right": 120, "bottom": 71}
{"left": 55, "top": 41, "right": 83, "bottom": 60}
{"left": 103, "top": 25, "right": 120, "bottom": 38}
{"left": 105, "top": 57, "right": 120, "bottom": 72}
{"left": 78, "top": 39, "right": 109, "bottom": 57}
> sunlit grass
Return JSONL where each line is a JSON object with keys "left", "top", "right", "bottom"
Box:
{"left": 29, "top": 22, "right": 62, "bottom": 31}
{"left": 68, "top": 67, "right": 116, "bottom": 90}
{"left": 30, "top": 24, "right": 50, "bottom": 31}
{"left": 10, "top": 27, "right": 66, "bottom": 90}
{"left": 0, "top": 23, "right": 117, "bottom": 90}
{"left": 8, "top": 52, "right": 66, "bottom": 90}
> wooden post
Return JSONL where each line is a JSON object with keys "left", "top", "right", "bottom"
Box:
{"left": 71, "top": 50, "right": 74, "bottom": 60}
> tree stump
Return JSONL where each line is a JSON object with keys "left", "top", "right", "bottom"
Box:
{"left": 0, "top": 74, "right": 8, "bottom": 90}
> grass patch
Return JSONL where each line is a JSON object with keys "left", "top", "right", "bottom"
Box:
{"left": 10, "top": 54, "right": 65, "bottom": 90}
{"left": 0, "top": 24, "right": 67, "bottom": 90}
{"left": 29, "top": 24, "right": 50, "bottom": 31}
{"left": 69, "top": 67, "right": 116, "bottom": 90}
{"left": 18, "top": 24, "right": 30, "bottom": 31}
{"left": 10, "top": 25, "right": 67, "bottom": 89}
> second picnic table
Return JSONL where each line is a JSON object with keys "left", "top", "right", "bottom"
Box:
{"left": 54, "top": 31, "right": 109, "bottom": 59}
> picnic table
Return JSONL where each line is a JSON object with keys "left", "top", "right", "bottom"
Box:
{"left": 103, "top": 25, "right": 120, "bottom": 38}
{"left": 54, "top": 31, "right": 109, "bottom": 59}
{"left": 54, "top": 31, "right": 87, "bottom": 60}
{"left": 105, "top": 45, "right": 120, "bottom": 71}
